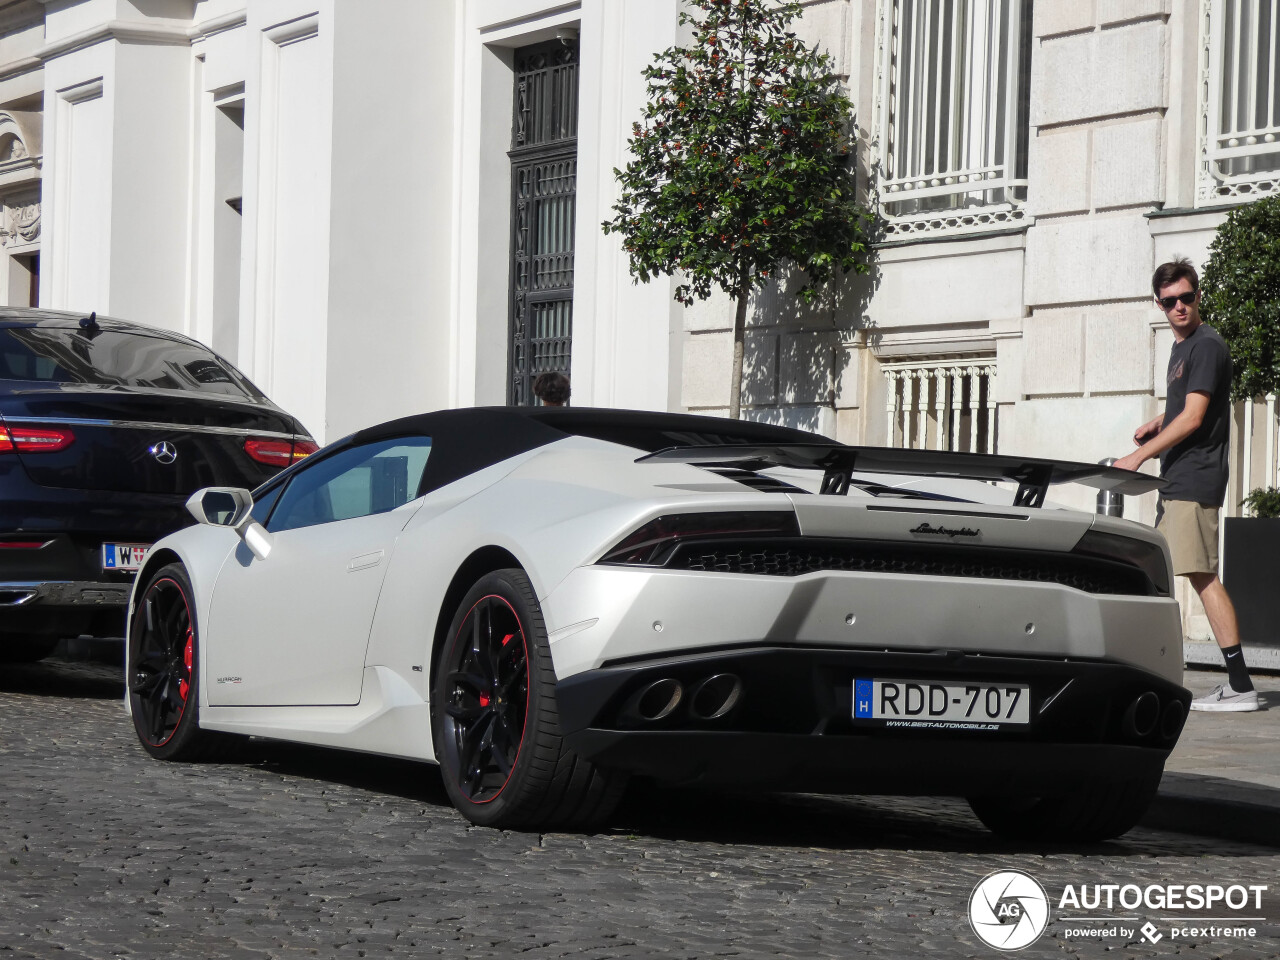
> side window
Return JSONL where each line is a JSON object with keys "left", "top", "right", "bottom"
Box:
{"left": 249, "top": 483, "right": 284, "bottom": 524}
{"left": 266, "top": 436, "right": 432, "bottom": 533}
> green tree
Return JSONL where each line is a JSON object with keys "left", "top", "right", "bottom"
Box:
{"left": 1200, "top": 195, "right": 1280, "bottom": 401}
{"left": 602, "top": 0, "right": 870, "bottom": 418}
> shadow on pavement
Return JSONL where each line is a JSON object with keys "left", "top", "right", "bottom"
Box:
{"left": 0, "top": 651, "right": 123, "bottom": 700}
{"left": 603, "top": 780, "right": 1198, "bottom": 856}
{"left": 12, "top": 653, "right": 1269, "bottom": 855}
{"left": 1146, "top": 772, "right": 1280, "bottom": 849}
{"left": 243, "top": 740, "right": 455, "bottom": 809}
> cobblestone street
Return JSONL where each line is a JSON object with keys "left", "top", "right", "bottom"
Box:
{"left": 3, "top": 656, "right": 1279, "bottom": 959}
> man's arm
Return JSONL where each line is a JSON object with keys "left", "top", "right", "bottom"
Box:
{"left": 1114, "top": 391, "right": 1209, "bottom": 473}
{"left": 1133, "top": 414, "right": 1165, "bottom": 445}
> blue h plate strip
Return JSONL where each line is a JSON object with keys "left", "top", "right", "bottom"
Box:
{"left": 854, "top": 678, "right": 873, "bottom": 718}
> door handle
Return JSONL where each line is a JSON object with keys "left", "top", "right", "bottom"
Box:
{"left": 348, "top": 550, "right": 384, "bottom": 571}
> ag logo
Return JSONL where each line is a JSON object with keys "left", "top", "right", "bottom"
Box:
{"left": 969, "top": 869, "right": 1050, "bottom": 951}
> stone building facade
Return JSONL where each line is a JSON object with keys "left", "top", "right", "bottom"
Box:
{"left": 0, "top": 1, "right": 1276, "bottom": 641}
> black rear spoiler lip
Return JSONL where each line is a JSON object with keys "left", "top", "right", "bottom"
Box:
{"left": 636, "top": 444, "right": 1166, "bottom": 508}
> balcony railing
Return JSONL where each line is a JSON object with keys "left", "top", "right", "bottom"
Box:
{"left": 874, "top": 0, "right": 1031, "bottom": 238}
{"left": 1229, "top": 395, "right": 1280, "bottom": 514}
{"left": 882, "top": 358, "right": 997, "bottom": 453}
{"left": 1200, "top": 0, "right": 1280, "bottom": 202}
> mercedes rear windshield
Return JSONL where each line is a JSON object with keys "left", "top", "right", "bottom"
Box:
{"left": 0, "top": 326, "right": 265, "bottom": 400}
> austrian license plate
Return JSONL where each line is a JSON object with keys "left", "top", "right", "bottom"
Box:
{"left": 854, "top": 678, "right": 1030, "bottom": 727}
{"left": 102, "top": 542, "right": 151, "bottom": 572}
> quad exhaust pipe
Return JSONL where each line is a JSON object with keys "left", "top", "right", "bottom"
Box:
{"left": 627, "top": 673, "right": 744, "bottom": 725}
{"left": 1160, "top": 699, "right": 1186, "bottom": 741}
{"left": 1121, "top": 690, "right": 1185, "bottom": 743}
{"left": 635, "top": 678, "right": 684, "bottom": 721}
{"left": 1122, "top": 691, "right": 1160, "bottom": 739}
{"left": 689, "top": 674, "right": 743, "bottom": 720}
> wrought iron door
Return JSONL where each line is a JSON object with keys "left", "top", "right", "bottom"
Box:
{"left": 508, "top": 40, "right": 579, "bottom": 405}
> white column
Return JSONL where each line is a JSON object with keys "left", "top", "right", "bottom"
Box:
{"left": 950, "top": 368, "right": 964, "bottom": 451}
{"left": 1267, "top": 393, "right": 1277, "bottom": 487}
{"left": 980, "top": 365, "right": 995, "bottom": 453}
{"left": 963, "top": 365, "right": 977, "bottom": 452}
{"left": 1244, "top": 397, "right": 1256, "bottom": 496}
{"left": 933, "top": 367, "right": 947, "bottom": 450}
{"left": 885, "top": 370, "right": 900, "bottom": 448}
{"left": 913, "top": 369, "right": 927, "bottom": 449}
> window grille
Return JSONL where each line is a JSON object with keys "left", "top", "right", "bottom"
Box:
{"left": 1200, "top": 0, "right": 1280, "bottom": 202}
{"left": 882, "top": 358, "right": 997, "bottom": 453}
{"left": 509, "top": 40, "right": 578, "bottom": 406}
{"left": 874, "top": 0, "right": 1032, "bottom": 238}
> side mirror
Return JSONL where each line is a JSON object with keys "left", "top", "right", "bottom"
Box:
{"left": 237, "top": 520, "right": 273, "bottom": 561}
{"left": 186, "top": 487, "right": 254, "bottom": 527}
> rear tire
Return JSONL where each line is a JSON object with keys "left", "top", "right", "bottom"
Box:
{"left": 968, "top": 773, "right": 1162, "bottom": 842}
{"left": 128, "top": 563, "right": 238, "bottom": 761}
{"left": 431, "top": 568, "right": 626, "bottom": 829}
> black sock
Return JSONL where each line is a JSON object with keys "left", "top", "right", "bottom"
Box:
{"left": 1221, "top": 644, "right": 1254, "bottom": 693}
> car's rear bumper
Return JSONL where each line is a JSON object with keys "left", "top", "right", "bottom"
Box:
{"left": 555, "top": 646, "right": 1190, "bottom": 794}
{"left": 0, "top": 481, "right": 189, "bottom": 638}
{"left": 0, "top": 579, "right": 130, "bottom": 607}
{"left": 541, "top": 565, "right": 1186, "bottom": 685}
{"left": 0, "top": 578, "right": 132, "bottom": 640}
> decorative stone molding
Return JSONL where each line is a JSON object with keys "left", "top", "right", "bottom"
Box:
{"left": 0, "top": 193, "right": 40, "bottom": 248}
{"left": 0, "top": 111, "right": 39, "bottom": 167}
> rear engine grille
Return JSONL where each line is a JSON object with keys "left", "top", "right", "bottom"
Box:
{"left": 666, "top": 539, "right": 1153, "bottom": 596}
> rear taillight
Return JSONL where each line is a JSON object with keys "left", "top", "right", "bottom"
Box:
{"left": 244, "top": 437, "right": 320, "bottom": 467}
{"left": 0, "top": 424, "right": 76, "bottom": 454}
{"left": 599, "top": 511, "right": 800, "bottom": 566}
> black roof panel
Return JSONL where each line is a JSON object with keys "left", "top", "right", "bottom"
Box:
{"left": 347, "top": 406, "right": 832, "bottom": 495}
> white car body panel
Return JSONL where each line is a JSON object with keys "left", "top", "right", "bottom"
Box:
{"left": 204, "top": 499, "right": 420, "bottom": 707}
{"left": 540, "top": 566, "right": 1183, "bottom": 683}
{"left": 126, "top": 417, "right": 1183, "bottom": 771}
{"left": 200, "top": 666, "right": 433, "bottom": 759}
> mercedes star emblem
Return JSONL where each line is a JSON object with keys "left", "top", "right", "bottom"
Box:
{"left": 150, "top": 441, "right": 178, "bottom": 465}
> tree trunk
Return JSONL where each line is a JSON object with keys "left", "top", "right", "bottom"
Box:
{"left": 728, "top": 271, "right": 750, "bottom": 419}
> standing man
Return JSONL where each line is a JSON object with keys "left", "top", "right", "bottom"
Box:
{"left": 1115, "top": 257, "right": 1257, "bottom": 712}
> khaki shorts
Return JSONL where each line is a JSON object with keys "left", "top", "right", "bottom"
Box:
{"left": 1156, "top": 499, "right": 1220, "bottom": 576}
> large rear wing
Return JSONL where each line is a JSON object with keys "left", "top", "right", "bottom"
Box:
{"left": 637, "top": 443, "right": 1166, "bottom": 508}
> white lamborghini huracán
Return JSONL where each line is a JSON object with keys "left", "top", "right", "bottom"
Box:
{"left": 125, "top": 406, "right": 1185, "bottom": 841}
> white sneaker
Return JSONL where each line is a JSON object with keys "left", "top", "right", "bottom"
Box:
{"left": 1190, "top": 684, "right": 1259, "bottom": 712}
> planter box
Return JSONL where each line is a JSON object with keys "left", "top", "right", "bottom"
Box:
{"left": 1223, "top": 517, "right": 1280, "bottom": 650}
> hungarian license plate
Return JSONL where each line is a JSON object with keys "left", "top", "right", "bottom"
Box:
{"left": 102, "top": 542, "right": 151, "bottom": 572}
{"left": 854, "top": 678, "right": 1030, "bottom": 727}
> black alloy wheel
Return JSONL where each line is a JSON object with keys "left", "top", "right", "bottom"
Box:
{"left": 128, "top": 562, "right": 231, "bottom": 761}
{"left": 432, "top": 569, "right": 625, "bottom": 829}
{"left": 438, "top": 591, "right": 531, "bottom": 803}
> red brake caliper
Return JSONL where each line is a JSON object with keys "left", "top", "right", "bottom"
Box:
{"left": 179, "top": 629, "right": 192, "bottom": 701}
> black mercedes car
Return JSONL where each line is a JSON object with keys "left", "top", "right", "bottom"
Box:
{"left": 0, "top": 309, "right": 315, "bottom": 661}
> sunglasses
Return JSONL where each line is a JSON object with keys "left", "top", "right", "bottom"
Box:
{"left": 1157, "top": 292, "right": 1197, "bottom": 310}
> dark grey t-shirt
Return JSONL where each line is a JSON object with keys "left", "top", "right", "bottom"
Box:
{"left": 1159, "top": 323, "right": 1232, "bottom": 505}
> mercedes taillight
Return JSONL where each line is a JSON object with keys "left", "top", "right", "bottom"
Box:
{"left": 243, "top": 437, "right": 320, "bottom": 467}
{"left": 0, "top": 423, "right": 76, "bottom": 454}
